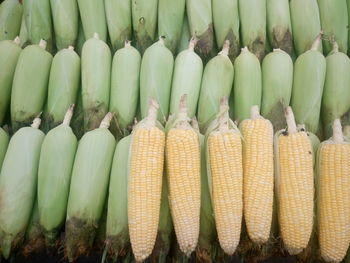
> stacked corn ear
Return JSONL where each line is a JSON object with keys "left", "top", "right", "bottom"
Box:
{"left": 176, "top": 14, "right": 190, "bottom": 54}
{"left": 197, "top": 41, "right": 234, "bottom": 131}
{"left": 0, "top": 117, "right": 44, "bottom": 259}
{"left": 81, "top": 33, "right": 111, "bottom": 132}
{"left": 77, "top": 0, "right": 107, "bottom": 41}
{"left": 166, "top": 95, "right": 201, "bottom": 256}
{"left": 50, "top": 0, "right": 78, "bottom": 50}
{"left": 19, "top": 15, "right": 28, "bottom": 47}
{"left": 266, "top": 0, "right": 293, "bottom": 55}
{"left": 105, "top": 0, "right": 132, "bottom": 52}
{"left": 44, "top": 46, "right": 80, "bottom": 132}
{"left": 109, "top": 41, "right": 141, "bottom": 138}
{"left": 128, "top": 100, "right": 165, "bottom": 262}
{"left": 76, "top": 18, "right": 85, "bottom": 56}
{"left": 65, "top": 113, "right": 116, "bottom": 262}
{"left": 0, "top": 37, "right": 22, "bottom": 125}
{"left": 274, "top": 107, "right": 314, "bottom": 255}
{"left": 233, "top": 47, "right": 262, "bottom": 123}
{"left": 261, "top": 48, "right": 293, "bottom": 131}
{"left": 317, "top": 0, "right": 348, "bottom": 54}
{"left": 170, "top": 39, "right": 203, "bottom": 119}
{"left": 132, "top": 0, "right": 158, "bottom": 54}
{"left": 158, "top": 0, "right": 185, "bottom": 54}
{"left": 186, "top": 0, "right": 213, "bottom": 60}
{"left": 321, "top": 42, "right": 350, "bottom": 139}
{"left": 290, "top": 34, "right": 326, "bottom": 134}
{"left": 11, "top": 40, "right": 52, "bottom": 132}
{"left": 38, "top": 106, "right": 78, "bottom": 246}
{"left": 317, "top": 119, "right": 350, "bottom": 263}
{"left": 0, "top": 0, "right": 23, "bottom": 41}
{"left": 140, "top": 37, "right": 174, "bottom": 124}
{"left": 212, "top": 0, "right": 240, "bottom": 61}
{"left": 0, "top": 127, "right": 9, "bottom": 170}
{"left": 238, "top": 0, "right": 266, "bottom": 61}
{"left": 290, "top": 0, "right": 322, "bottom": 55}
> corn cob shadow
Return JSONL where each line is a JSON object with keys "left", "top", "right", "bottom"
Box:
{"left": 194, "top": 24, "right": 214, "bottom": 62}
{"left": 270, "top": 28, "right": 293, "bottom": 56}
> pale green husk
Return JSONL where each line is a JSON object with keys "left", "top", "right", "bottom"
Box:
{"left": 19, "top": 15, "right": 29, "bottom": 47}
{"left": 0, "top": 38, "right": 21, "bottom": 125}
{"left": 0, "top": 0, "right": 23, "bottom": 41}
{"left": 348, "top": 0, "right": 350, "bottom": 56}
{"left": 176, "top": 14, "right": 190, "bottom": 54}
{"left": 0, "top": 127, "right": 9, "bottom": 170}
{"left": 76, "top": 18, "right": 85, "bottom": 55}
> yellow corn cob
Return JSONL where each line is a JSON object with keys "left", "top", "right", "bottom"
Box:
{"left": 166, "top": 95, "right": 201, "bottom": 256}
{"left": 240, "top": 105, "right": 274, "bottom": 244}
{"left": 128, "top": 100, "right": 165, "bottom": 262}
{"left": 275, "top": 106, "right": 314, "bottom": 255}
{"left": 318, "top": 119, "right": 350, "bottom": 263}
{"left": 207, "top": 98, "right": 243, "bottom": 255}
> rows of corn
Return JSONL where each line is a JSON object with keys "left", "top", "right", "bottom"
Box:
{"left": 1, "top": 0, "right": 350, "bottom": 262}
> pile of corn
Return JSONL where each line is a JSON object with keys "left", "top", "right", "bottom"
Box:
{"left": 1, "top": 0, "right": 350, "bottom": 262}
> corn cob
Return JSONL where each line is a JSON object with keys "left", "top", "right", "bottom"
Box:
{"left": 65, "top": 113, "right": 116, "bottom": 262}
{"left": 240, "top": 105, "right": 274, "bottom": 244}
{"left": 317, "top": 0, "right": 348, "bottom": 55}
{"left": 261, "top": 48, "right": 293, "bottom": 131}
{"left": 0, "top": 127, "right": 9, "bottom": 170}
{"left": 0, "top": 0, "right": 23, "bottom": 41}
{"left": 170, "top": 39, "right": 203, "bottom": 119}
{"left": 132, "top": 0, "right": 158, "bottom": 54}
{"left": 266, "top": 0, "right": 293, "bottom": 55}
{"left": 44, "top": 46, "right": 80, "bottom": 132}
{"left": 290, "top": 0, "right": 322, "bottom": 55}
{"left": 81, "top": 33, "right": 111, "bottom": 132}
{"left": 11, "top": 40, "right": 52, "bottom": 132}
{"left": 128, "top": 100, "right": 165, "bottom": 262}
{"left": 233, "top": 47, "right": 262, "bottom": 123}
{"left": 317, "top": 119, "right": 350, "bottom": 263}
{"left": 0, "top": 117, "right": 44, "bottom": 259}
{"left": 166, "top": 95, "right": 201, "bottom": 256}
{"left": 275, "top": 107, "right": 314, "bottom": 255}
{"left": 77, "top": 0, "right": 107, "bottom": 41}
{"left": 290, "top": 34, "right": 326, "bottom": 134}
{"left": 109, "top": 41, "right": 141, "bottom": 137}
{"left": 105, "top": 0, "right": 132, "bottom": 52}
{"left": 186, "top": 0, "right": 213, "bottom": 60}
{"left": 0, "top": 37, "right": 21, "bottom": 125}
{"left": 176, "top": 14, "right": 190, "bottom": 54}
{"left": 197, "top": 42, "right": 234, "bottom": 131}
{"left": 50, "top": 0, "right": 78, "bottom": 50}
{"left": 238, "top": 0, "right": 266, "bottom": 61}
{"left": 158, "top": 0, "right": 185, "bottom": 54}
{"left": 140, "top": 37, "right": 174, "bottom": 124}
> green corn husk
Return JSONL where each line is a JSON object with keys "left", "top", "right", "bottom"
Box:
{"left": 140, "top": 37, "right": 174, "bottom": 124}
{"left": 348, "top": 0, "right": 350, "bottom": 56}
{"left": 132, "top": 0, "right": 158, "bottom": 54}
{"left": 76, "top": 17, "right": 85, "bottom": 56}
{"left": 321, "top": 42, "right": 350, "bottom": 139}
{"left": 50, "top": 0, "right": 79, "bottom": 50}
{"left": 19, "top": 15, "right": 29, "bottom": 47}
{"left": 11, "top": 40, "right": 53, "bottom": 132}
{"left": 43, "top": 46, "right": 80, "bottom": 132}
{"left": 261, "top": 49, "right": 293, "bottom": 131}
{"left": 0, "top": 37, "right": 21, "bottom": 125}
{"left": 233, "top": 47, "right": 262, "bottom": 123}
{"left": 105, "top": 0, "right": 132, "bottom": 52}
{"left": 158, "top": 0, "right": 185, "bottom": 54}
{"left": 0, "top": 117, "right": 44, "bottom": 259}
{"left": 197, "top": 42, "right": 234, "bottom": 132}
{"left": 170, "top": 39, "right": 203, "bottom": 119}
{"left": 290, "top": 35, "right": 326, "bottom": 134}
{"left": 0, "top": 0, "right": 23, "bottom": 41}
{"left": 0, "top": 127, "right": 9, "bottom": 170}
{"left": 176, "top": 14, "right": 190, "bottom": 55}
{"left": 65, "top": 113, "right": 116, "bottom": 262}
{"left": 212, "top": 0, "right": 240, "bottom": 61}
{"left": 38, "top": 106, "right": 78, "bottom": 247}
{"left": 238, "top": 0, "right": 266, "bottom": 61}
{"left": 77, "top": 0, "right": 107, "bottom": 41}
{"left": 317, "top": 0, "right": 348, "bottom": 55}
{"left": 81, "top": 33, "right": 111, "bottom": 132}
{"left": 23, "top": 0, "right": 53, "bottom": 53}
{"left": 186, "top": 0, "right": 213, "bottom": 60}
{"left": 290, "top": 0, "right": 322, "bottom": 56}
{"left": 266, "top": 0, "right": 293, "bottom": 55}
{"left": 109, "top": 41, "right": 141, "bottom": 137}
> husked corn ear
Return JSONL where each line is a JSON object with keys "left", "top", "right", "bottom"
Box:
{"left": 240, "top": 105, "right": 273, "bottom": 244}
{"left": 317, "top": 119, "right": 350, "bottom": 263}
{"left": 128, "top": 100, "right": 165, "bottom": 262}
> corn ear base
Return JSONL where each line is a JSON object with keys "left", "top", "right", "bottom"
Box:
{"left": 176, "top": 14, "right": 190, "bottom": 55}
{"left": 0, "top": 0, "right": 23, "bottom": 41}
{"left": 0, "top": 128, "right": 9, "bottom": 170}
